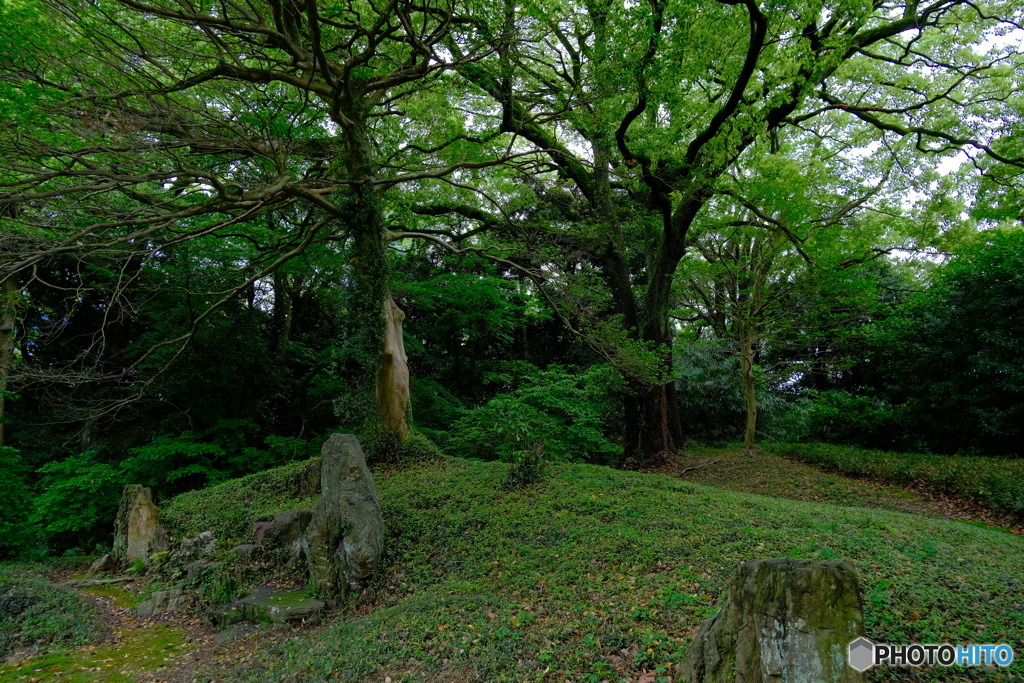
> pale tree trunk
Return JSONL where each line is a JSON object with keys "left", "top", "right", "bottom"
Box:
{"left": 0, "top": 274, "right": 17, "bottom": 447}
{"left": 376, "top": 294, "right": 410, "bottom": 440}
{"left": 739, "top": 324, "right": 758, "bottom": 451}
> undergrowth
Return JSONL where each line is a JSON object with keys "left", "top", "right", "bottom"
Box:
{"left": 0, "top": 562, "right": 104, "bottom": 658}
{"left": 767, "top": 442, "right": 1024, "bottom": 517}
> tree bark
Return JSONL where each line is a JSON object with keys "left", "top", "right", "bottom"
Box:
{"left": 377, "top": 294, "right": 411, "bottom": 441}
{"left": 0, "top": 274, "right": 17, "bottom": 447}
{"left": 739, "top": 324, "right": 758, "bottom": 450}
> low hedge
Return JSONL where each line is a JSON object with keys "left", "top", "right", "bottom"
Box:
{"left": 766, "top": 442, "right": 1024, "bottom": 517}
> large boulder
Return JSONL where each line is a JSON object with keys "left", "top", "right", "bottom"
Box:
{"left": 136, "top": 589, "right": 194, "bottom": 617}
{"left": 260, "top": 509, "right": 314, "bottom": 554}
{"left": 112, "top": 485, "right": 169, "bottom": 565}
{"left": 677, "top": 558, "right": 866, "bottom": 683}
{"left": 296, "top": 434, "right": 384, "bottom": 598}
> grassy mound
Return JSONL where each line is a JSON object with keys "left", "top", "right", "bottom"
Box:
{"left": 161, "top": 457, "right": 321, "bottom": 541}
{"left": 0, "top": 562, "right": 104, "bottom": 658}
{"left": 767, "top": 442, "right": 1024, "bottom": 518}
{"left": 174, "top": 456, "right": 1024, "bottom": 682}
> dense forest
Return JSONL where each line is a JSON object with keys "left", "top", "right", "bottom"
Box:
{"left": 1, "top": 0, "right": 1023, "bottom": 559}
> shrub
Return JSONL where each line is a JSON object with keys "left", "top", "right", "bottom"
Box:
{"left": 767, "top": 442, "right": 1024, "bottom": 517}
{"left": 503, "top": 441, "right": 547, "bottom": 490}
{"left": 30, "top": 449, "right": 124, "bottom": 552}
{"left": 801, "top": 390, "right": 900, "bottom": 449}
{"left": 448, "top": 365, "right": 620, "bottom": 464}
{"left": 0, "top": 447, "right": 33, "bottom": 559}
{"left": 359, "top": 427, "right": 443, "bottom": 465}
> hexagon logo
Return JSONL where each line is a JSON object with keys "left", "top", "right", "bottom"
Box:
{"left": 848, "top": 637, "right": 875, "bottom": 672}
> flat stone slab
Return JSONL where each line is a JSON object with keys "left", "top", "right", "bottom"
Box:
{"left": 206, "top": 603, "right": 246, "bottom": 628}
{"left": 237, "top": 586, "right": 325, "bottom": 624}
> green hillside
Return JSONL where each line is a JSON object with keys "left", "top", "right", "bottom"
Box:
{"left": 166, "top": 456, "right": 1024, "bottom": 682}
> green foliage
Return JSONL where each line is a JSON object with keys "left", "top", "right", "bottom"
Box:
{"left": 675, "top": 341, "right": 807, "bottom": 444}
{"left": 30, "top": 450, "right": 124, "bottom": 551}
{"left": 801, "top": 390, "right": 899, "bottom": 449}
{"left": 768, "top": 442, "right": 1024, "bottom": 517}
{"left": 867, "top": 229, "right": 1024, "bottom": 455}
{"left": 122, "top": 419, "right": 317, "bottom": 496}
{"left": 0, "top": 447, "right": 33, "bottom": 559}
{"left": 448, "top": 365, "right": 620, "bottom": 464}
{"left": 0, "top": 562, "right": 104, "bottom": 658}
{"left": 201, "top": 564, "right": 239, "bottom": 605}
{"left": 23, "top": 423, "right": 322, "bottom": 553}
{"left": 408, "top": 377, "right": 468, "bottom": 449}
{"left": 123, "top": 435, "right": 232, "bottom": 491}
{"left": 502, "top": 441, "right": 547, "bottom": 490}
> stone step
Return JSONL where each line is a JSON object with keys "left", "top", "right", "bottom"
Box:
{"left": 206, "top": 585, "right": 325, "bottom": 627}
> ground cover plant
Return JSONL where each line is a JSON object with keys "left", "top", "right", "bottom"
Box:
{"left": 0, "top": 562, "right": 104, "bottom": 659}
{"left": 768, "top": 442, "right": 1024, "bottom": 518}
{"left": 165, "top": 455, "right": 1024, "bottom": 682}
{"left": 0, "top": 575, "right": 192, "bottom": 683}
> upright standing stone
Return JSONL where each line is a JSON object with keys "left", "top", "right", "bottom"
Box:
{"left": 677, "top": 558, "right": 866, "bottom": 683}
{"left": 297, "top": 434, "right": 384, "bottom": 598}
{"left": 112, "top": 485, "right": 169, "bottom": 565}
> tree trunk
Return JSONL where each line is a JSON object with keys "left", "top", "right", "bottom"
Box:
{"left": 739, "top": 325, "right": 758, "bottom": 450}
{"left": 377, "top": 294, "right": 411, "bottom": 440}
{"left": 624, "top": 379, "right": 683, "bottom": 464}
{"left": 0, "top": 274, "right": 17, "bottom": 447}
{"left": 336, "top": 103, "right": 407, "bottom": 439}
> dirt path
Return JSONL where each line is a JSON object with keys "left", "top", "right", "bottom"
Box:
{"left": 652, "top": 447, "right": 1024, "bottom": 535}
{"left": 1, "top": 577, "right": 229, "bottom": 683}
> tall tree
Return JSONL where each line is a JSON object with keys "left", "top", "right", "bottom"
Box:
{"left": 0, "top": 0, "right": 510, "bottom": 441}
{"left": 425, "top": 0, "right": 1024, "bottom": 462}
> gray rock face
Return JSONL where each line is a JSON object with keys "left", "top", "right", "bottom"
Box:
{"left": 264, "top": 509, "right": 314, "bottom": 553}
{"left": 136, "top": 589, "right": 194, "bottom": 617}
{"left": 237, "top": 586, "right": 325, "bottom": 623}
{"left": 253, "top": 521, "right": 272, "bottom": 542}
{"left": 161, "top": 531, "right": 216, "bottom": 579}
{"left": 297, "top": 434, "right": 384, "bottom": 598}
{"left": 84, "top": 553, "right": 116, "bottom": 579}
{"left": 112, "top": 485, "right": 169, "bottom": 565}
{"left": 234, "top": 544, "right": 260, "bottom": 562}
{"left": 677, "top": 558, "right": 866, "bottom": 683}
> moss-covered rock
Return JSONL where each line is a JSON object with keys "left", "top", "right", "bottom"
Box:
{"left": 677, "top": 558, "right": 865, "bottom": 682}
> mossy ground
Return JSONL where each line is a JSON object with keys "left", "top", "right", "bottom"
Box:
{"left": 764, "top": 442, "right": 1024, "bottom": 519}
{"left": 180, "top": 454, "right": 1024, "bottom": 682}
{"left": 0, "top": 580, "right": 188, "bottom": 683}
{"left": 0, "top": 622, "right": 186, "bottom": 682}
{"left": 0, "top": 563, "right": 104, "bottom": 661}
{"left": 668, "top": 444, "right": 1014, "bottom": 526}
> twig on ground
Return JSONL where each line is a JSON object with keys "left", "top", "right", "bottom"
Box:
{"left": 59, "top": 577, "right": 136, "bottom": 588}
{"left": 678, "top": 458, "right": 721, "bottom": 476}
